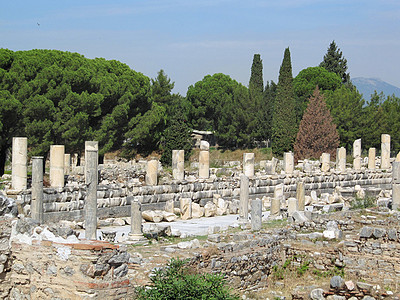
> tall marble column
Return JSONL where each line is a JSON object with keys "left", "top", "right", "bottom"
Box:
{"left": 392, "top": 162, "right": 400, "bottom": 211}
{"left": 283, "top": 152, "right": 294, "bottom": 174}
{"left": 381, "top": 134, "right": 391, "bottom": 169}
{"left": 146, "top": 159, "right": 158, "bottom": 185}
{"left": 11, "top": 137, "right": 27, "bottom": 191}
{"left": 85, "top": 148, "right": 98, "bottom": 240}
{"left": 172, "top": 150, "right": 184, "bottom": 180}
{"left": 31, "top": 156, "right": 44, "bottom": 224}
{"left": 239, "top": 174, "right": 249, "bottom": 224}
{"left": 336, "top": 147, "right": 346, "bottom": 172}
{"left": 199, "top": 151, "right": 209, "bottom": 179}
{"left": 368, "top": 148, "right": 376, "bottom": 170}
{"left": 49, "top": 145, "right": 65, "bottom": 188}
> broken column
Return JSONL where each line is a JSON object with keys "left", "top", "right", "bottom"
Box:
{"left": 172, "top": 150, "right": 185, "bottom": 180}
{"left": 321, "top": 153, "right": 330, "bottom": 172}
{"left": 283, "top": 152, "right": 294, "bottom": 174}
{"left": 270, "top": 183, "right": 284, "bottom": 217}
{"left": 31, "top": 156, "right": 44, "bottom": 224}
{"left": 238, "top": 174, "right": 249, "bottom": 224}
{"left": 287, "top": 198, "right": 298, "bottom": 217}
{"left": 368, "top": 148, "right": 376, "bottom": 169}
{"left": 128, "top": 196, "right": 146, "bottom": 242}
{"left": 199, "top": 151, "right": 209, "bottom": 179}
{"left": 381, "top": 134, "right": 391, "bottom": 169}
{"left": 296, "top": 181, "right": 305, "bottom": 211}
{"left": 64, "top": 153, "right": 71, "bottom": 175}
{"left": 392, "top": 162, "right": 400, "bottom": 211}
{"left": 251, "top": 198, "right": 262, "bottom": 231}
{"left": 85, "top": 141, "right": 98, "bottom": 183}
{"left": 49, "top": 145, "right": 65, "bottom": 188}
{"left": 85, "top": 147, "right": 98, "bottom": 240}
{"left": 243, "top": 153, "right": 255, "bottom": 177}
{"left": 353, "top": 139, "right": 362, "bottom": 170}
{"left": 146, "top": 159, "right": 158, "bottom": 185}
{"left": 336, "top": 147, "right": 346, "bottom": 172}
{"left": 12, "top": 137, "right": 27, "bottom": 191}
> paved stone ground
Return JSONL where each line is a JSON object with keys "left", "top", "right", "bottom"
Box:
{"left": 78, "top": 212, "right": 272, "bottom": 240}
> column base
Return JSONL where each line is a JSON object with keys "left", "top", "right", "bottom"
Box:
{"left": 124, "top": 233, "right": 148, "bottom": 245}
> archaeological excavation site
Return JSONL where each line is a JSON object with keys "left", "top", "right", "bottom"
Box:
{"left": 1, "top": 136, "right": 400, "bottom": 299}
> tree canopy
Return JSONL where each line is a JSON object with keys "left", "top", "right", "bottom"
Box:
{"left": 319, "top": 41, "right": 350, "bottom": 84}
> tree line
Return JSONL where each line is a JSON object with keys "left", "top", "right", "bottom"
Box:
{"left": 0, "top": 43, "right": 399, "bottom": 175}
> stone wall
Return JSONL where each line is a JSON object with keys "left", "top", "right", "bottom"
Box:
{"left": 0, "top": 216, "right": 134, "bottom": 299}
{"left": 11, "top": 170, "right": 392, "bottom": 222}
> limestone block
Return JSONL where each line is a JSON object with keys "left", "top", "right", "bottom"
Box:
{"left": 200, "top": 140, "right": 209, "bottom": 151}
{"left": 283, "top": 152, "right": 294, "bottom": 174}
{"left": 142, "top": 210, "right": 163, "bottom": 223}
{"left": 162, "top": 211, "right": 177, "bottom": 222}
{"left": 204, "top": 201, "right": 217, "bottom": 217}
{"left": 251, "top": 198, "right": 262, "bottom": 231}
{"left": 192, "top": 203, "right": 204, "bottom": 218}
{"left": 296, "top": 181, "right": 305, "bottom": 211}
{"left": 164, "top": 199, "right": 174, "bottom": 213}
{"left": 353, "top": 157, "right": 362, "bottom": 170}
{"left": 180, "top": 198, "right": 192, "bottom": 220}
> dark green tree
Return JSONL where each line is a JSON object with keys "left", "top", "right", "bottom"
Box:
{"left": 249, "top": 54, "right": 264, "bottom": 101}
{"left": 263, "top": 80, "right": 277, "bottom": 144}
{"left": 293, "top": 66, "right": 341, "bottom": 121}
{"left": 325, "top": 85, "right": 364, "bottom": 149}
{"left": 319, "top": 41, "right": 350, "bottom": 84}
{"left": 160, "top": 106, "right": 193, "bottom": 166}
{"left": 271, "top": 48, "right": 297, "bottom": 155}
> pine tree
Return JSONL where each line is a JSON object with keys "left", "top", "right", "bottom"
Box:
{"left": 319, "top": 41, "right": 350, "bottom": 84}
{"left": 294, "top": 86, "right": 339, "bottom": 161}
{"left": 160, "top": 107, "right": 192, "bottom": 166}
{"left": 271, "top": 48, "right": 297, "bottom": 155}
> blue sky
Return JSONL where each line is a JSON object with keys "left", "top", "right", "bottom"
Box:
{"left": 1, "top": 0, "right": 399, "bottom": 95}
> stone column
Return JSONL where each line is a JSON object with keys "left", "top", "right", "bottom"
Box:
{"left": 85, "top": 148, "right": 98, "bottom": 240}
{"left": 49, "top": 145, "right": 65, "bottom": 188}
{"left": 146, "top": 159, "right": 158, "bottom": 185}
{"left": 353, "top": 139, "right": 362, "bottom": 170}
{"left": 336, "top": 147, "right": 346, "bottom": 172}
{"left": 368, "top": 148, "right": 376, "bottom": 169}
{"left": 31, "top": 156, "right": 44, "bottom": 224}
{"left": 251, "top": 198, "right": 262, "bottom": 231}
{"left": 12, "top": 137, "right": 28, "bottom": 191}
{"left": 283, "top": 152, "right": 294, "bottom": 174}
{"left": 199, "top": 151, "right": 209, "bottom": 179}
{"left": 64, "top": 154, "right": 71, "bottom": 175}
{"left": 239, "top": 174, "right": 249, "bottom": 224}
{"left": 381, "top": 134, "right": 391, "bottom": 169}
{"left": 128, "top": 196, "right": 146, "bottom": 242}
{"left": 71, "top": 153, "right": 78, "bottom": 168}
{"left": 172, "top": 150, "right": 184, "bottom": 180}
{"left": 180, "top": 198, "right": 192, "bottom": 220}
{"left": 243, "top": 153, "right": 255, "bottom": 177}
{"left": 270, "top": 183, "right": 283, "bottom": 216}
{"left": 392, "top": 162, "right": 400, "bottom": 211}
{"left": 85, "top": 141, "right": 98, "bottom": 183}
{"left": 321, "top": 153, "right": 330, "bottom": 172}
{"left": 288, "top": 198, "right": 298, "bottom": 217}
{"left": 296, "top": 181, "right": 305, "bottom": 211}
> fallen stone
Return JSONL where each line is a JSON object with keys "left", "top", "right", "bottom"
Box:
{"left": 162, "top": 211, "right": 177, "bottom": 222}
{"left": 142, "top": 210, "right": 163, "bottom": 223}
{"left": 330, "top": 276, "right": 345, "bottom": 289}
{"left": 360, "top": 226, "right": 374, "bottom": 238}
{"left": 372, "top": 228, "right": 386, "bottom": 239}
{"left": 292, "top": 211, "right": 309, "bottom": 224}
{"left": 310, "top": 288, "right": 325, "bottom": 300}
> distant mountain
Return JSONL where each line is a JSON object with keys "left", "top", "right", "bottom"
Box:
{"left": 352, "top": 77, "right": 400, "bottom": 101}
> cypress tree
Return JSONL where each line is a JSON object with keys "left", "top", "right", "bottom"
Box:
{"left": 319, "top": 41, "right": 350, "bottom": 84}
{"left": 249, "top": 54, "right": 264, "bottom": 100}
{"left": 271, "top": 48, "right": 297, "bottom": 155}
{"left": 294, "top": 86, "right": 339, "bottom": 161}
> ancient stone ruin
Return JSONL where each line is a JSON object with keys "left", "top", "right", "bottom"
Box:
{"left": 1, "top": 135, "right": 400, "bottom": 299}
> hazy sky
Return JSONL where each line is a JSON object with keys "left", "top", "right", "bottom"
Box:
{"left": 2, "top": 0, "right": 399, "bottom": 95}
